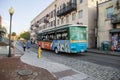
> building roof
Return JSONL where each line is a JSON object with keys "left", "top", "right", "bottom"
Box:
{"left": 40, "top": 24, "right": 87, "bottom": 34}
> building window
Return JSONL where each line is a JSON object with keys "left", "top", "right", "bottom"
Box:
{"left": 43, "top": 25, "right": 45, "bottom": 29}
{"left": 80, "top": 0, "right": 83, "bottom": 3}
{"left": 49, "top": 12, "right": 51, "bottom": 19}
{"left": 72, "top": 13, "right": 76, "bottom": 21}
{"left": 51, "top": 21, "right": 53, "bottom": 27}
{"left": 51, "top": 11, "right": 53, "bottom": 18}
{"left": 106, "top": 7, "right": 113, "bottom": 19}
{"left": 78, "top": 10, "right": 83, "bottom": 18}
{"left": 54, "top": 20, "right": 56, "bottom": 26}
{"left": 45, "top": 24, "right": 47, "bottom": 28}
{"left": 61, "top": 18, "right": 64, "bottom": 24}
{"left": 66, "top": 15, "right": 69, "bottom": 23}
{"left": 57, "top": 19, "right": 59, "bottom": 25}
{"left": 54, "top": 9, "right": 56, "bottom": 17}
{"left": 70, "top": 0, "right": 76, "bottom": 3}
{"left": 48, "top": 23, "right": 50, "bottom": 28}
{"left": 39, "top": 19, "right": 41, "bottom": 24}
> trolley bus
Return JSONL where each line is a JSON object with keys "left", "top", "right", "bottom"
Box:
{"left": 37, "top": 24, "right": 87, "bottom": 53}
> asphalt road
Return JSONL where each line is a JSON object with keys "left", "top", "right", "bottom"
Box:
{"left": 16, "top": 42, "right": 120, "bottom": 80}
{"left": 29, "top": 44, "right": 120, "bottom": 70}
{"left": 17, "top": 42, "right": 120, "bottom": 70}
{"left": 77, "top": 52, "right": 120, "bottom": 69}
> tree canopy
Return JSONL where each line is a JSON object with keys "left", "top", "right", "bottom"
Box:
{"left": 12, "top": 32, "right": 16, "bottom": 36}
{"left": 19, "top": 31, "right": 30, "bottom": 40}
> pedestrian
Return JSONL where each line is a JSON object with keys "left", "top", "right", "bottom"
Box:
{"left": 23, "top": 42, "right": 26, "bottom": 51}
{"left": 26, "top": 40, "right": 31, "bottom": 52}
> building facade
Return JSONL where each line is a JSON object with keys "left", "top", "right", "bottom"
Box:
{"left": 98, "top": 0, "right": 120, "bottom": 51}
{"left": 0, "top": 16, "right": 6, "bottom": 42}
{"left": 30, "top": 0, "right": 108, "bottom": 48}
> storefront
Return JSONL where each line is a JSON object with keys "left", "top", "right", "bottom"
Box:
{"left": 109, "top": 28, "right": 120, "bottom": 51}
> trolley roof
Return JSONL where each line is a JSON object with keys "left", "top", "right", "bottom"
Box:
{"left": 39, "top": 24, "right": 87, "bottom": 34}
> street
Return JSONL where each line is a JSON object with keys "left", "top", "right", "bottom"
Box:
{"left": 30, "top": 44, "right": 120, "bottom": 69}
{"left": 30, "top": 44, "right": 120, "bottom": 80}
{"left": 1, "top": 0, "right": 120, "bottom": 80}
{"left": 16, "top": 42, "right": 120, "bottom": 80}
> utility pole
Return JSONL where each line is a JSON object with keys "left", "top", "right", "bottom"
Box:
{"left": 55, "top": 4, "right": 57, "bottom": 28}
{"left": 95, "top": 1, "right": 99, "bottom": 48}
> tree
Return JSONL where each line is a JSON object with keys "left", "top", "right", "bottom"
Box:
{"left": 12, "top": 32, "right": 16, "bottom": 36}
{"left": 19, "top": 31, "right": 30, "bottom": 40}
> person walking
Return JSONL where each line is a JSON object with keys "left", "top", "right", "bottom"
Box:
{"left": 23, "top": 42, "right": 26, "bottom": 52}
{"left": 26, "top": 40, "right": 31, "bottom": 52}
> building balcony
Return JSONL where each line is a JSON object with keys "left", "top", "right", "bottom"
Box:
{"left": 57, "top": 3, "right": 77, "bottom": 17}
{"left": 57, "top": 7, "right": 66, "bottom": 17}
{"left": 0, "top": 38, "right": 9, "bottom": 46}
{"left": 57, "top": 10, "right": 61, "bottom": 17}
{"left": 66, "top": 3, "right": 77, "bottom": 13}
{"left": 44, "top": 19, "right": 49, "bottom": 23}
{"left": 111, "top": 13, "right": 120, "bottom": 24}
{"left": 30, "top": 26, "right": 33, "bottom": 30}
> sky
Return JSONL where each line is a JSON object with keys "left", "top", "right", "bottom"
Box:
{"left": 0, "top": 0, "right": 54, "bottom": 35}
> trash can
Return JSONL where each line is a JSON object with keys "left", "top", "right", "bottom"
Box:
{"left": 102, "top": 41, "right": 110, "bottom": 51}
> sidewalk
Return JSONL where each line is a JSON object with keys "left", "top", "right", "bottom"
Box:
{"left": 0, "top": 46, "right": 57, "bottom": 80}
{"left": 0, "top": 46, "right": 8, "bottom": 54}
{"left": 87, "top": 48, "right": 120, "bottom": 56}
{"left": 14, "top": 43, "right": 96, "bottom": 80}
{"left": 0, "top": 56, "right": 57, "bottom": 80}
{"left": 20, "top": 52, "right": 96, "bottom": 80}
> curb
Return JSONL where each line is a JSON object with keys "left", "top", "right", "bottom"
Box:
{"left": 87, "top": 50, "right": 120, "bottom": 56}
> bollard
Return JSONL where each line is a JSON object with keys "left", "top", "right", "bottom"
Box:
{"left": 38, "top": 45, "right": 42, "bottom": 58}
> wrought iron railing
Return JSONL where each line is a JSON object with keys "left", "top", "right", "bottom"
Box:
{"left": 57, "top": 3, "right": 77, "bottom": 17}
{"left": 111, "top": 13, "right": 120, "bottom": 24}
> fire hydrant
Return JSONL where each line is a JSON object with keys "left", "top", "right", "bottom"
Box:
{"left": 38, "top": 45, "right": 42, "bottom": 58}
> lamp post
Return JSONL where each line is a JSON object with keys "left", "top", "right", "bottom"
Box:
{"left": 8, "top": 7, "right": 14, "bottom": 57}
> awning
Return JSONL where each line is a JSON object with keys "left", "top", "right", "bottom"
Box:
{"left": 109, "top": 28, "right": 120, "bottom": 33}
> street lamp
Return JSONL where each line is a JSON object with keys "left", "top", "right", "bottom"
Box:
{"left": 8, "top": 7, "right": 14, "bottom": 57}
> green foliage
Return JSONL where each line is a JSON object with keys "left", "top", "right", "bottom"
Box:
{"left": 12, "top": 32, "right": 16, "bottom": 36}
{"left": 18, "top": 36, "right": 20, "bottom": 39}
{"left": 19, "top": 31, "right": 30, "bottom": 40}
